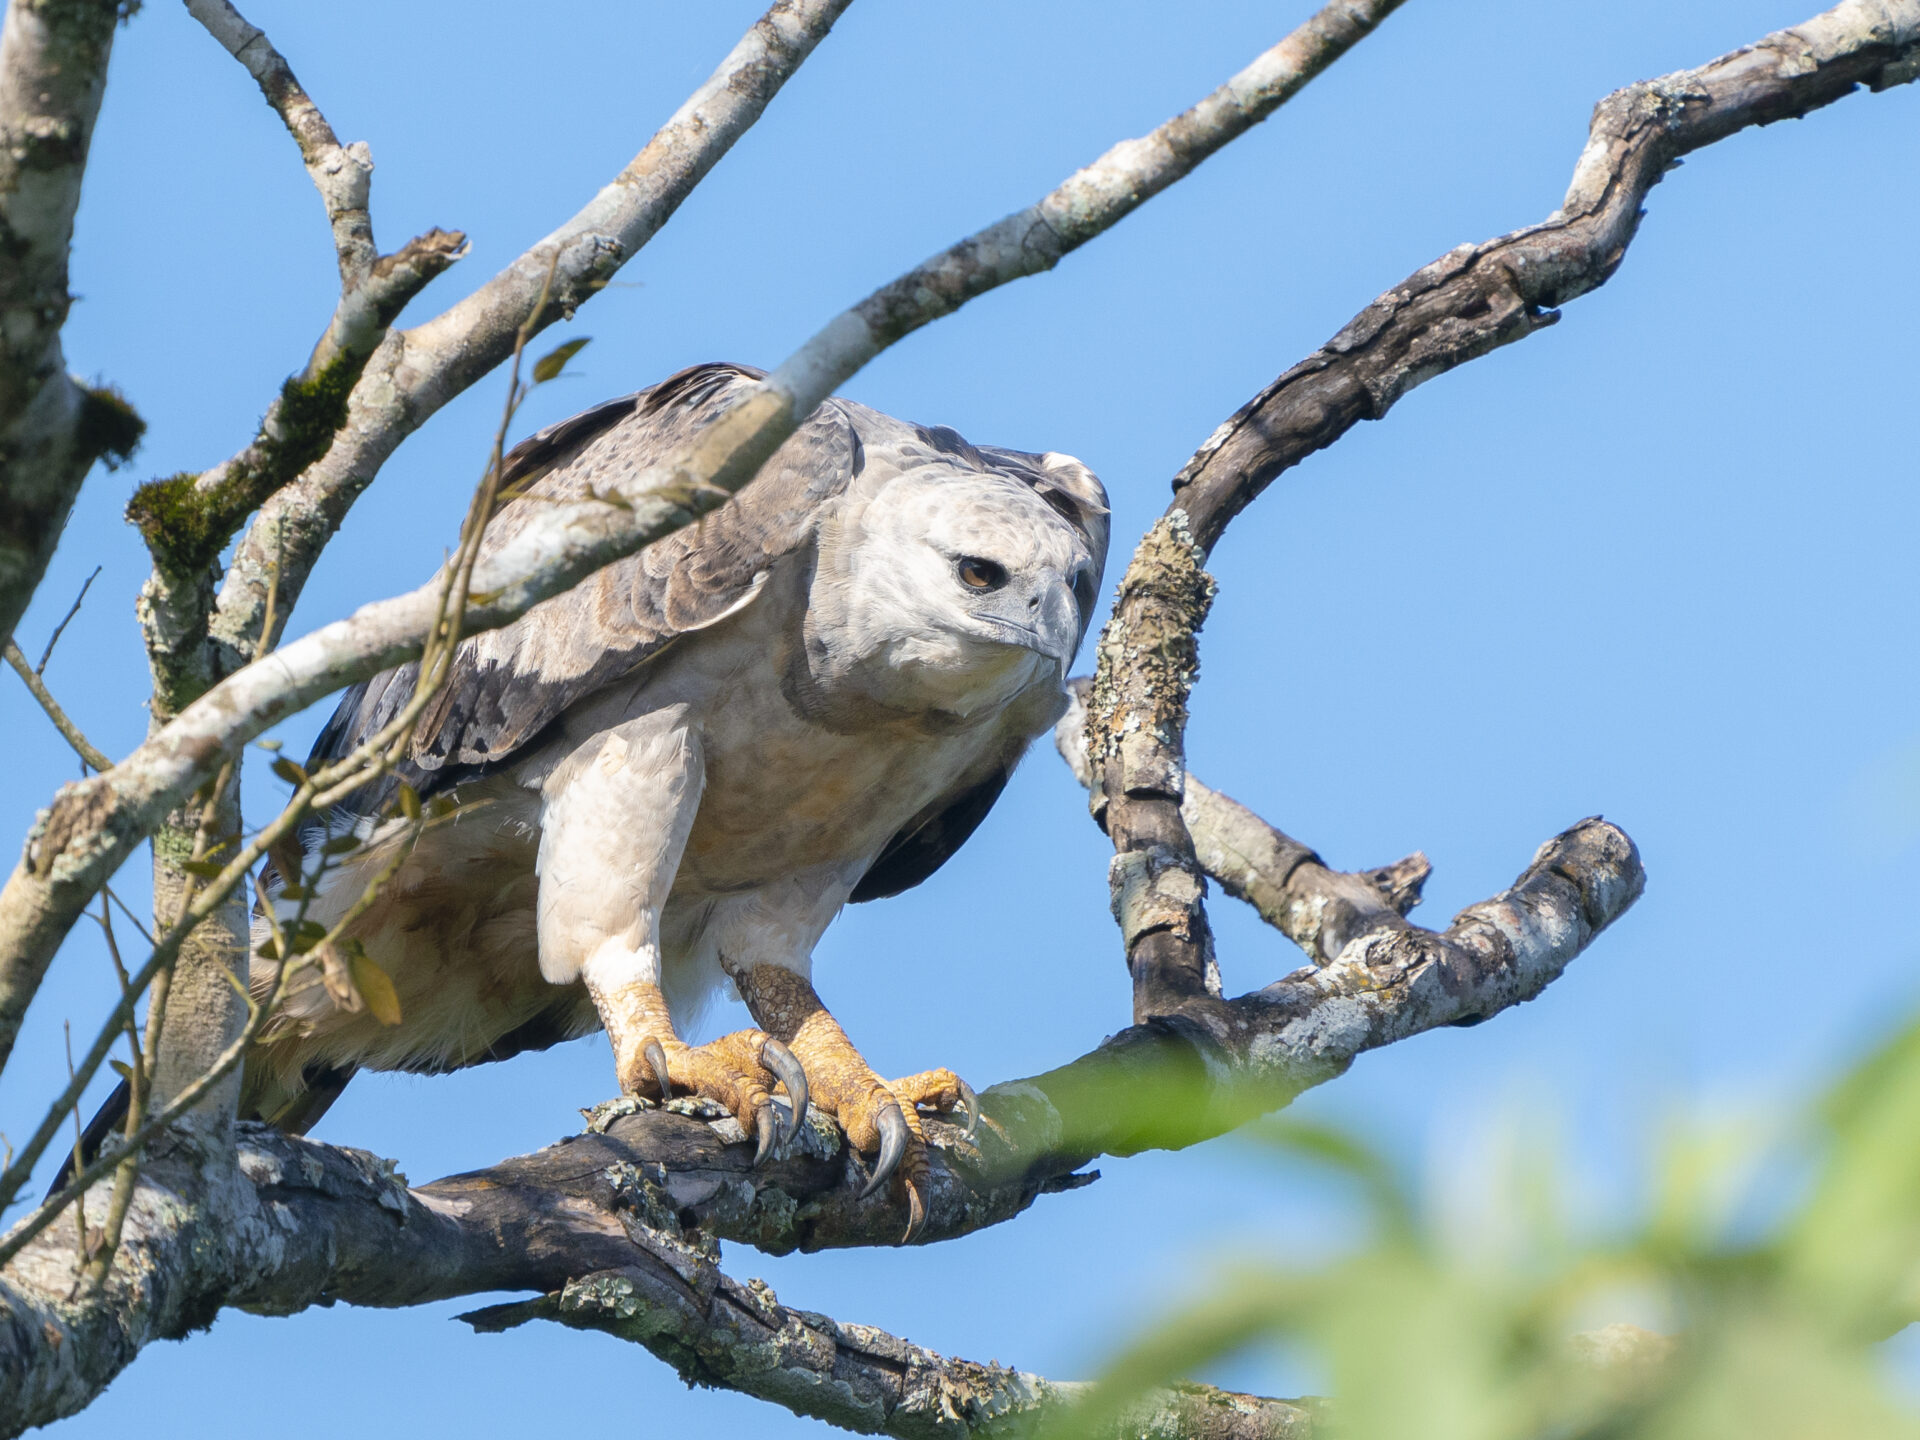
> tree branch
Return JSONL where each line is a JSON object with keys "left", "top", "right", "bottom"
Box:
{"left": 3, "top": 641, "right": 110, "bottom": 774}
{"left": 0, "top": 0, "right": 143, "bottom": 648}
{"left": 182, "top": 0, "right": 376, "bottom": 282}
{"left": 128, "top": 1, "right": 470, "bottom": 713}
{"left": 1056, "top": 681, "right": 1429, "bottom": 968}
{"left": 204, "top": 0, "right": 859, "bottom": 677}
{"left": 0, "top": 0, "right": 1395, "bottom": 1075}
{"left": 0, "top": 789, "right": 1633, "bottom": 1434}
{"left": 1086, "top": 0, "right": 1920, "bottom": 1032}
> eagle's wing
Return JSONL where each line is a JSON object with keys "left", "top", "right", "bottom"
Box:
{"left": 310, "top": 363, "right": 859, "bottom": 794}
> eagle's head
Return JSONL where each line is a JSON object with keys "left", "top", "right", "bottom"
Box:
{"left": 809, "top": 427, "right": 1108, "bottom": 721}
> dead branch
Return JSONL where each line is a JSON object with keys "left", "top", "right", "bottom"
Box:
{"left": 182, "top": 0, "right": 377, "bottom": 282}
{"left": 0, "top": 0, "right": 142, "bottom": 646}
{"left": 1087, "top": 0, "right": 1919, "bottom": 1033}
{"left": 0, "top": 792, "right": 1631, "bottom": 1434}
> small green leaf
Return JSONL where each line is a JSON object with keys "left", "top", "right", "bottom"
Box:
{"left": 109, "top": 1059, "right": 133, "bottom": 1081}
{"left": 321, "top": 833, "right": 363, "bottom": 855}
{"left": 179, "top": 859, "right": 224, "bottom": 879}
{"left": 255, "top": 738, "right": 283, "bottom": 752}
{"left": 531, "top": 337, "right": 590, "bottom": 384}
{"left": 277, "top": 883, "right": 311, "bottom": 901}
{"left": 271, "top": 757, "right": 309, "bottom": 787}
{"left": 396, "top": 783, "right": 422, "bottom": 823}
{"left": 350, "top": 952, "right": 403, "bottom": 1026}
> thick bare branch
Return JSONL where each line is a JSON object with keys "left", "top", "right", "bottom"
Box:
{"left": 0, "top": 802, "right": 1631, "bottom": 1433}
{"left": 1088, "top": 0, "right": 1920, "bottom": 1027}
{"left": 0, "top": 0, "right": 1396, "bottom": 1074}
{"left": 1175, "top": 0, "right": 1920, "bottom": 554}
{"left": 0, "top": 814, "right": 1635, "bottom": 1436}
{"left": 0, "top": 0, "right": 143, "bottom": 646}
{"left": 0, "top": 1124, "right": 1312, "bottom": 1439}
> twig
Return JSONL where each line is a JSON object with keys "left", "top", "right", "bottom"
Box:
{"left": 34, "top": 565, "right": 100, "bottom": 674}
{"left": 3, "top": 642, "right": 111, "bottom": 773}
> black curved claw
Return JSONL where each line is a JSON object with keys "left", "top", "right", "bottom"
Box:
{"left": 753, "top": 1102, "right": 779, "bottom": 1166}
{"left": 902, "top": 1178, "right": 926, "bottom": 1244}
{"left": 760, "top": 1037, "right": 809, "bottom": 1147}
{"left": 860, "top": 1101, "right": 910, "bottom": 1200}
{"left": 954, "top": 1076, "right": 979, "bottom": 1142}
{"left": 643, "top": 1038, "right": 673, "bottom": 1101}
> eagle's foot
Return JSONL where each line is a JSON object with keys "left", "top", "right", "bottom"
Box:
{"left": 732, "top": 963, "right": 978, "bottom": 1240}
{"left": 615, "top": 1027, "right": 809, "bottom": 1164}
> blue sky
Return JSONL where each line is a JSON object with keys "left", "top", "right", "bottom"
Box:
{"left": 3, "top": 0, "right": 1917, "bottom": 1431}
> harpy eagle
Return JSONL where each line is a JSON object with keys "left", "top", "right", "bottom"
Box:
{"left": 242, "top": 363, "right": 1109, "bottom": 1216}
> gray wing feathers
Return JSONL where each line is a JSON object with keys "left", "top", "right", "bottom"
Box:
{"left": 315, "top": 363, "right": 859, "bottom": 785}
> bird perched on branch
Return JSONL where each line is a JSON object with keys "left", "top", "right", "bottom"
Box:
{"left": 243, "top": 362, "right": 1108, "bottom": 1227}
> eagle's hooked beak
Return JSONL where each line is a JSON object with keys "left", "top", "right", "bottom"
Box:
{"left": 969, "top": 574, "right": 1080, "bottom": 669}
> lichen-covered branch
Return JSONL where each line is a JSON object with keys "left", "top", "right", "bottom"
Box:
{"left": 127, "top": 224, "right": 466, "bottom": 714}
{"left": 1086, "top": 0, "right": 1919, "bottom": 1029}
{"left": 3, "top": 801, "right": 1636, "bottom": 1434}
{"left": 0, "top": 0, "right": 143, "bottom": 647}
{"left": 0, "top": 0, "right": 1393, "bottom": 1075}
{"left": 1056, "top": 681, "right": 1429, "bottom": 968}
{"left": 130, "top": 2, "right": 472, "bottom": 715}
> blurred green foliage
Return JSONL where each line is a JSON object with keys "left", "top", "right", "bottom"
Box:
{"left": 1056, "top": 1017, "right": 1920, "bottom": 1439}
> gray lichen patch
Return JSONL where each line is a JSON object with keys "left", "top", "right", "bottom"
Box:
{"left": 1086, "top": 509, "right": 1216, "bottom": 794}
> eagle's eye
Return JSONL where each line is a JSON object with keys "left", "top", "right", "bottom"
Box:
{"left": 956, "top": 557, "right": 1008, "bottom": 591}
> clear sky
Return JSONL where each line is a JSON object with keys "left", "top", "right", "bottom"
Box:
{"left": 3, "top": 0, "right": 1917, "bottom": 1432}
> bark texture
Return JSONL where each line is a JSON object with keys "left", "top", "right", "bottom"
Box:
{"left": 0, "top": 0, "right": 141, "bottom": 648}
{"left": 1057, "top": 683, "right": 1432, "bottom": 970}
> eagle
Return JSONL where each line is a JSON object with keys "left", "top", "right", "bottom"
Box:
{"left": 239, "top": 363, "right": 1109, "bottom": 1222}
